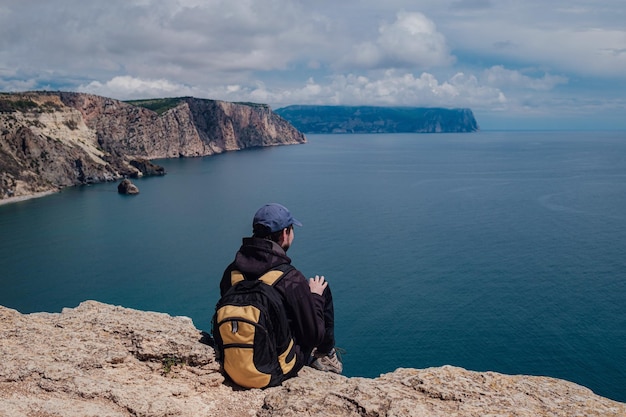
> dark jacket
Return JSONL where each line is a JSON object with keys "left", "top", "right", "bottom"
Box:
{"left": 220, "top": 237, "right": 326, "bottom": 363}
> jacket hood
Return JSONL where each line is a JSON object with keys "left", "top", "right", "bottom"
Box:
{"left": 232, "top": 237, "right": 292, "bottom": 279}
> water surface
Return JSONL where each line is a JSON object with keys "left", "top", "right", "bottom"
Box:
{"left": 1, "top": 131, "right": 625, "bottom": 402}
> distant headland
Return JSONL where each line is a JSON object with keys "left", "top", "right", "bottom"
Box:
{"left": 275, "top": 105, "right": 479, "bottom": 133}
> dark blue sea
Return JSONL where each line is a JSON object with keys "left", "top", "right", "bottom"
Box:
{"left": 1, "top": 131, "right": 625, "bottom": 402}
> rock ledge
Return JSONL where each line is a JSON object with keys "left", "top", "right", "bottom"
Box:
{"left": 1, "top": 301, "right": 623, "bottom": 417}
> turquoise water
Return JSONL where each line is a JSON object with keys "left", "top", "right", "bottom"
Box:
{"left": 1, "top": 131, "right": 625, "bottom": 402}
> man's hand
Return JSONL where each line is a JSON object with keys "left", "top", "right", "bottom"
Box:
{"left": 308, "top": 275, "right": 328, "bottom": 296}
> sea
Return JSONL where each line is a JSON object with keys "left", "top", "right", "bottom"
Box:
{"left": 1, "top": 131, "right": 625, "bottom": 402}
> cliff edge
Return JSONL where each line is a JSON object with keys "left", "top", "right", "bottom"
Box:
{"left": 1, "top": 301, "right": 623, "bottom": 417}
{"left": 0, "top": 92, "right": 306, "bottom": 201}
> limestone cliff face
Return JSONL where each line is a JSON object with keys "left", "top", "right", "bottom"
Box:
{"left": 0, "top": 92, "right": 306, "bottom": 200}
{"left": 1, "top": 301, "right": 623, "bottom": 417}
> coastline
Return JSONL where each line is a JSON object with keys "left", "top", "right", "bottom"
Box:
{"left": 0, "top": 190, "right": 58, "bottom": 206}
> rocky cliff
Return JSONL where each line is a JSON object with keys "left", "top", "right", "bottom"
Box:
{"left": 1, "top": 301, "right": 623, "bottom": 417}
{"left": 275, "top": 105, "right": 479, "bottom": 133}
{"left": 0, "top": 92, "right": 306, "bottom": 201}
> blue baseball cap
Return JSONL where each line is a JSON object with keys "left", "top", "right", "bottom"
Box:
{"left": 253, "top": 203, "right": 302, "bottom": 233}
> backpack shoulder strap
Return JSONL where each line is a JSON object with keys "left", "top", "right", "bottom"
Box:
{"left": 230, "top": 264, "right": 295, "bottom": 287}
{"left": 258, "top": 264, "right": 295, "bottom": 287}
{"left": 230, "top": 270, "right": 245, "bottom": 286}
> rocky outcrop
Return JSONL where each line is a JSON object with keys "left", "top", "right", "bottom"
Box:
{"left": 0, "top": 92, "right": 306, "bottom": 201}
{"left": 117, "top": 179, "right": 139, "bottom": 195}
{"left": 128, "top": 159, "right": 166, "bottom": 178}
{"left": 275, "top": 105, "right": 479, "bottom": 133}
{"left": 1, "top": 301, "right": 623, "bottom": 417}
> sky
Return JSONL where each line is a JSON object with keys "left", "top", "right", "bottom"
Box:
{"left": 0, "top": 0, "right": 625, "bottom": 130}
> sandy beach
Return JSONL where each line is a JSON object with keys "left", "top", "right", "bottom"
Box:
{"left": 0, "top": 190, "right": 58, "bottom": 206}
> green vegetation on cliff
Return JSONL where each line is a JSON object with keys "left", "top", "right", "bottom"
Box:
{"left": 125, "top": 98, "right": 185, "bottom": 115}
{"left": 126, "top": 97, "right": 271, "bottom": 115}
{"left": 0, "top": 93, "right": 63, "bottom": 113}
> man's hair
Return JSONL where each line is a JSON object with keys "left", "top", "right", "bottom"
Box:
{"left": 253, "top": 223, "right": 293, "bottom": 243}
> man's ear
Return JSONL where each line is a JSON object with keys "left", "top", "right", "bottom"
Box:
{"left": 279, "top": 228, "right": 288, "bottom": 243}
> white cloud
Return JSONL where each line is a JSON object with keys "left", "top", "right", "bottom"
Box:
{"left": 451, "top": 0, "right": 493, "bottom": 10}
{"left": 442, "top": 5, "right": 626, "bottom": 79}
{"left": 0, "top": 77, "right": 38, "bottom": 92}
{"left": 346, "top": 12, "right": 455, "bottom": 70}
{"left": 481, "top": 66, "right": 568, "bottom": 91}
{"left": 1, "top": 0, "right": 625, "bottom": 128}
{"left": 78, "top": 76, "right": 201, "bottom": 100}
{"left": 80, "top": 65, "right": 586, "bottom": 119}
{"left": 205, "top": 70, "right": 506, "bottom": 111}
{"left": 0, "top": 0, "right": 331, "bottom": 83}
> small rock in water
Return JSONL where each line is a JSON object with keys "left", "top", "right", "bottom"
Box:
{"left": 118, "top": 179, "right": 139, "bottom": 195}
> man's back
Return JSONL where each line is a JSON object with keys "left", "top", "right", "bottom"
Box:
{"left": 214, "top": 203, "right": 342, "bottom": 389}
{"left": 219, "top": 237, "right": 326, "bottom": 355}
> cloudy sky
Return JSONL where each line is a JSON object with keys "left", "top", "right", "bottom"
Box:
{"left": 1, "top": 0, "right": 624, "bottom": 129}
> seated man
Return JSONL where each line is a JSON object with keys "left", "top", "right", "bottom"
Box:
{"left": 219, "top": 203, "right": 342, "bottom": 377}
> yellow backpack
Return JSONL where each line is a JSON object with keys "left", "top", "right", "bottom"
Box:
{"left": 213, "top": 264, "right": 299, "bottom": 388}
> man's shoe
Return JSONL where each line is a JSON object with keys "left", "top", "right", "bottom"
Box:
{"left": 310, "top": 348, "right": 343, "bottom": 374}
